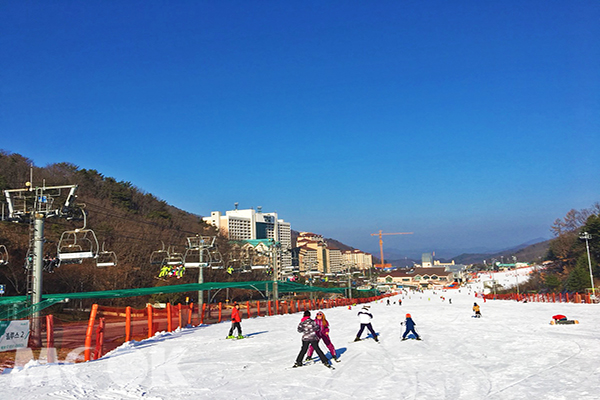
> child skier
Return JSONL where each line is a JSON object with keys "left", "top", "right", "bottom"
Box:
{"left": 401, "top": 313, "right": 420, "bottom": 340}
{"left": 227, "top": 303, "right": 243, "bottom": 339}
{"left": 354, "top": 305, "right": 378, "bottom": 342}
{"left": 473, "top": 302, "right": 481, "bottom": 318}
{"left": 293, "top": 311, "right": 331, "bottom": 368}
{"left": 306, "top": 311, "right": 338, "bottom": 362}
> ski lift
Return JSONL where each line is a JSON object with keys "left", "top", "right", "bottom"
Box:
{"left": 183, "top": 236, "right": 217, "bottom": 268}
{"left": 0, "top": 245, "right": 9, "bottom": 266}
{"left": 150, "top": 241, "right": 169, "bottom": 266}
{"left": 57, "top": 212, "right": 99, "bottom": 262}
{"left": 165, "top": 247, "right": 184, "bottom": 265}
{"left": 96, "top": 242, "right": 117, "bottom": 267}
{"left": 183, "top": 247, "right": 211, "bottom": 268}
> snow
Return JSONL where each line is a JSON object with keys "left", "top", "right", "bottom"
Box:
{"left": 2, "top": 270, "right": 599, "bottom": 399}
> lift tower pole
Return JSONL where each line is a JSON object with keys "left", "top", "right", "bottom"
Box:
{"left": 4, "top": 182, "right": 79, "bottom": 346}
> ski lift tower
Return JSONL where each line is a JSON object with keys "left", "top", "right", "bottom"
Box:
{"left": 184, "top": 235, "right": 216, "bottom": 307}
{"left": 4, "top": 180, "right": 79, "bottom": 346}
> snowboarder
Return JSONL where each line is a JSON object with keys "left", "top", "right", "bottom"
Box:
{"left": 354, "top": 305, "right": 378, "bottom": 342}
{"left": 401, "top": 313, "right": 420, "bottom": 340}
{"left": 226, "top": 303, "right": 243, "bottom": 339}
{"left": 473, "top": 302, "right": 481, "bottom": 318}
{"left": 293, "top": 311, "right": 331, "bottom": 368}
{"left": 306, "top": 311, "right": 338, "bottom": 362}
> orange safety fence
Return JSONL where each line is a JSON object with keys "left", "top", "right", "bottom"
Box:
{"left": 483, "top": 292, "right": 596, "bottom": 304}
{"left": 1, "top": 293, "right": 394, "bottom": 372}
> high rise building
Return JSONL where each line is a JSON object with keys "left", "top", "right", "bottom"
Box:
{"left": 203, "top": 206, "right": 292, "bottom": 270}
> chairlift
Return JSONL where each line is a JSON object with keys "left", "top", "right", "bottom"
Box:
{"left": 150, "top": 241, "right": 169, "bottom": 266}
{"left": 0, "top": 245, "right": 8, "bottom": 266}
{"left": 165, "top": 247, "right": 184, "bottom": 266}
{"left": 96, "top": 242, "right": 117, "bottom": 268}
{"left": 183, "top": 247, "right": 211, "bottom": 268}
{"left": 57, "top": 212, "right": 99, "bottom": 262}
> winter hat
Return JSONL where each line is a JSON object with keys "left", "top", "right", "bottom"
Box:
{"left": 303, "top": 310, "right": 311, "bottom": 317}
{"left": 406, "top": 313, "right": 411, "bottom": 318}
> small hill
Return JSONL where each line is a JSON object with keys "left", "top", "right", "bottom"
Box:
{"left": 452, "top": 239, "right": 551, "bottom": 265}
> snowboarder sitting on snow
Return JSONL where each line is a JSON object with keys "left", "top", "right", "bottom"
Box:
{"left": 354, "top": 305, "right": 379, "bottom": 342}
{"left": 294, "top": 311, "right": 331, "bottom": 368}
{"left": 227, "top": 303, "right": 243, "bottom": 339}
{"left": 306, "top": 311, "right": 338, "bottom": 362}
{"left": 401, "top": 313, "right": 421, "bottom": 340}
{"left": 473, "top": 302, "right": 481, "bottom": 318}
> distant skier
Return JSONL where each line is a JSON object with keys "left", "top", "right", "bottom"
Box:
{"left": 226, "top": 303, "right": 243, "bottom": 339}
{"left": 473, "top": 302, "right": 481, "bottom": 318}
{"left": 399, "top": 298, "right": 402, "bottom": 306}
{"left": 293, "top": 311, "right": 331, "bottom": 368}
{"left": 401, "top": 313, "right": 421, "bottom": 340}
{"left": 387, "top": 299, "right": 390, "bottom": 306}
{"left": 306, "top": 311, "right": 338, "bottom": 362}
{"left": 354, "top": 305, "right": 378, "bottom": 342}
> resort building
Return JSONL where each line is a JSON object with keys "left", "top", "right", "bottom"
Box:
{"left": 203, "top": 206, "right": 292, "bottom": 270}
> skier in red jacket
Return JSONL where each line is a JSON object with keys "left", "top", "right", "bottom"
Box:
{"left": 227, "top": 303, "right": 243, "bottom": 339}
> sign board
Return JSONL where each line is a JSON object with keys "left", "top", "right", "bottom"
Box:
{"left": 0, "top": 320, "right": 30, "bottom": 352}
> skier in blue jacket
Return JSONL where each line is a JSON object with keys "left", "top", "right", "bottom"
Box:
{"left": 401, "top": 313, "right": 421, "bottom": 340}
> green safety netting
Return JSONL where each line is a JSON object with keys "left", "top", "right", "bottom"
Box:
{"left": 0, "top": 281, "right": 359, "bottom": 320}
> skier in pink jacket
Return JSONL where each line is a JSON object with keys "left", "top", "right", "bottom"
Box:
{"left": 306, "top": 311, "right": 338, "bottom": 362}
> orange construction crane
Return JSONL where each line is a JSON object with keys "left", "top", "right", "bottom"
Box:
{"left": 370, "top": 230, "right": 413, "bottom": 268}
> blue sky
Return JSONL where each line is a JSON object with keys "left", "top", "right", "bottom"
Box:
{"left": 1, "top": 1, "right": 599, "bottom": 258}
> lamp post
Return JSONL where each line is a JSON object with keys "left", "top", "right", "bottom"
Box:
{"left": 580, "top": 232, "right": 595, "bottom": 297}
{"left": 513, "top": 256, "right": 520, "bottom": 297}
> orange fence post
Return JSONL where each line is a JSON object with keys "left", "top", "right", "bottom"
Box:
{"left": 268, "top": 301, "right": 272, "bottom": 316}
{"left": 147, "top": 304, "right": 154, "bottom": 338}
{"left": 178, "top": 303, "right": 183, "bottom": 329}
{"left": 218, "top": 302, "right": 222, "bottom": 323}
{"left": 167, "top": 303, "right": 173, "bottom": 332}
{"left": 46, "top": 315, "right": 55, "bottom": 364}
{"left": 201, "top": 303, "right": 206, "bottom": 324}
{"left": 125, "top": 306, "right": 132, "bottom": 342}
{"left": 246, "top": 301, "right": 251, "bottom": 318}
{"left": 188, "top": 303, "right": 194, "bottom": 326}
{"left": 256, "top": 301, "right": 261, "bottom": 317}
{"left": 84, "top": 304, "right": 99, "bottom": 362}
{"left": 93, "top": 318, "right": 105, "bottom": 360}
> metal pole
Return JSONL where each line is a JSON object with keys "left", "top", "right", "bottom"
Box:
{"left": 272, "top": 245, "right": 278, "bottom": 301}
{"left": 198, "top": 247, "right": 204, "bottom": 307}
{"left": 581, "top": 232, "right": 595, "bottom": 297}
{"left": 31, "top": 213, "right": 44, "bottom": 347}
{"left": 347, "top": 265, "right": 351, "bottom": 299}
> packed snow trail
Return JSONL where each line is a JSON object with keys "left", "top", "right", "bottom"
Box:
{"left": 2, "top": 287, "right": 599, "bottom": 399}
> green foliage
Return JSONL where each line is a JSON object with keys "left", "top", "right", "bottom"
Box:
{"left": 564, "top": 255, "right": 592, "bottom": 293}
{"left": 543, "top": 274, "right": 562, "bottom": 292}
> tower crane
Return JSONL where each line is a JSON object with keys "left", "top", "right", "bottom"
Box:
{"left": 370, "top": 230, "right": 413, "bottom": 268}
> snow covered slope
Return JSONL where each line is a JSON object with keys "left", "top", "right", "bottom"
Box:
{"left": 2, "top": 286, "right": 598, "bottom": 399}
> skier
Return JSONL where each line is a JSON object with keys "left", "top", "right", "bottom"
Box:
{"left": 306, "top": 311, "right": 338, "bottom": 362}
{"left": 354, "top": 305, "right": 378, "bottom": 342}
{"left": 226, "top": 303, "right": 243, "bottom": 339}
{"left": 473, "top": 302, "right": 481, "bottom": 318}
{"left": 293, "top": 311, "right": 331, "bottom": 368}
{"left": 401, "top": 313, "right": 421, "bottom": 340}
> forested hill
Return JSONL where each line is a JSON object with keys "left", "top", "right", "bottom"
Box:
{"left": 0, "top": 150, "right": 231, "bottom": 301}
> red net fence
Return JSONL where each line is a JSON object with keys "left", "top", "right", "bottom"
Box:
{"left": 1, "top": 294, "right": 393, "bottom": 372}
{"left": 483, "top": 292, "right": 597, "bottom": 304}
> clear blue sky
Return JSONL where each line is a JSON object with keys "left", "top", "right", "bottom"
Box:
{"left": 1, "top": 1, "right": 599, "bottom": 258}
